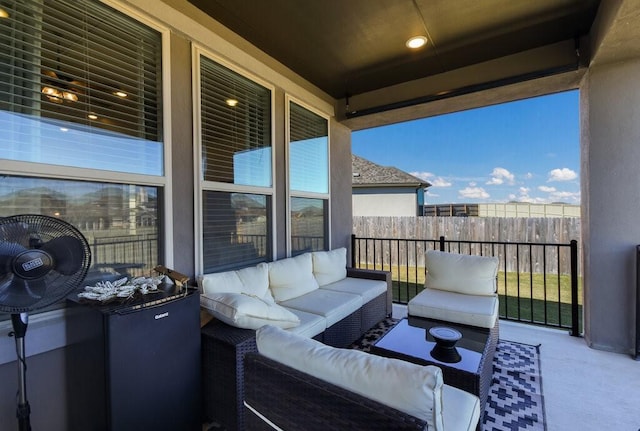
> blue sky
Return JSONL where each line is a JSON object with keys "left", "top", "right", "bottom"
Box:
{"left": 352, "top": 90, "right": 580, "bottom": 205}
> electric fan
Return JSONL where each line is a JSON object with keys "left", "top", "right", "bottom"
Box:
{"left": 0, "top": 214, "right": 91, "bottom": 431}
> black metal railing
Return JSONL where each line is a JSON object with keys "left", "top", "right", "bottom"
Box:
{"left": 91, "top": 233, "right": 158, "bottom": 278}
{"left": 351, "top": 234, "right": 581, "bottom": 336}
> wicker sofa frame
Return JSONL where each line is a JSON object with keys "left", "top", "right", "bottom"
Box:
{"left": 201, "top": 267, "right": 392, "bottom": 430}
{"left": 243, "top": 352, "right": 427, "bottom": 431}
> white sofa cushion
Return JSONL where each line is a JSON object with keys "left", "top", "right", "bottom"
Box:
{"left": 279, "top": 289, "right": 363, "bottom": 327}
{"left": 256, "top": 325, "right": 445, "bottom": 431}
{"left": 320, "top": 276, "right": 387, "bottom": 303}
{"left": 442, "top": 385, "right": 481, "bottom": 431}
{"left": 408, "top": 288, "right": 499, "bottom": 328}
{"left": 282, "top": 307, "right": 327, "bottom": 338}
{"left": 425, "top": 250, "right": 498, "bottom": 296}
{"left": 268, "top": 253, "right": 319, "bottom": 302}
{"left": 198, "top": 270, "right": 244, "bottom": 295}
{"left": 198, "top": 263, "right": 273, "bottom": 301}
{"left": 312, "top": 247, "right": 347, "bottom": 286}
{"left": 200, "top": 292, "right": 300, "bottom": 330}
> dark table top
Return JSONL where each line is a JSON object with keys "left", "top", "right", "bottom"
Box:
{"left": 371, "top": 317, "right": 491, "bottom": 374}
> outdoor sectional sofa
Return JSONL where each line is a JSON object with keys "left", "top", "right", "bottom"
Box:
{"left": 198, "top": 247, "right": 392, "bottom": 430}
{"left": 243, "top": 325, "right": 481, "bottom": 431}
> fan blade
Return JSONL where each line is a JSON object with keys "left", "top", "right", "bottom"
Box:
{"left": 0, "top": 276, "right": 46, "bottom": 309}
{"left": 40, "top": 236, "right": 85, "bottom": 275}
{"left": 0, "top": 242, "right": 26, "bottom": 278}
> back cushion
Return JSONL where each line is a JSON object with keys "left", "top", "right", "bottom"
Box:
{"left": 268, "top": 253, "right": 319, "bottom": 302}
{"left": 198, "top": 263, "right": 273, "bottom": 301}
{"left": 256, "top": 325, "right": 444, "bottom": 431}
{"left": 236, "top": 263, "right": 272, "bottom": 301}
{"left": 198, "top": 270, "right": 244, "bottom": 295}
{"left": 425, "top": 250, "right": 498, "bottom": 296}
{"left": 312, "top": 247, "right": 347, "bottom": 286}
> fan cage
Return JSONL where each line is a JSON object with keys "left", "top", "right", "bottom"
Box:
{"left": 0, "top": 214, "right": 91, "bottom": 313}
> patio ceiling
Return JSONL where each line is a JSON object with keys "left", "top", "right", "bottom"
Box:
{"left": 188, "top": 0, "right": 606, "bottom": 128}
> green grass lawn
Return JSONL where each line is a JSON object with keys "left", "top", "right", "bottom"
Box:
{"left": 360, "top": 263, "right": 583, "bottom": 333}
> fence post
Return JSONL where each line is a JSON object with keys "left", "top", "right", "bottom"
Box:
{"left": 570, "top": 239, "right": 580, "bottom": 336}
{"left": 439, "top": 236, "right": 445, "bottom": 252}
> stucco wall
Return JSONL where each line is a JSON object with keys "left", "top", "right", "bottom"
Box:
{"left": 353, "top": 190, "right": 418, "bottom": 216}
{"left": 582, "top": 58, "right": 640, "bottom": 354}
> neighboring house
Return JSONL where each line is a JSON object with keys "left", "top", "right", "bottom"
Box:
{"left": 352, "top": 155, "right": 430, "bottom": 216}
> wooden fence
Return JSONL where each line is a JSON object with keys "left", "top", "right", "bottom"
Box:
{"left": 352, "top": 216, "right": 581, "bottom": 275}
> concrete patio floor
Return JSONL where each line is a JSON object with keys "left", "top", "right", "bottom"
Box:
{"left": 393, "top": 304, "right": 640, "bottom": 431}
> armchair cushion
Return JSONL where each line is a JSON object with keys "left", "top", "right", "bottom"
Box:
{"left": 256, "top": 325, "right": 445, "bottom": 430}
{"left": 408, "top": 288, "right": 499, "bottom": 328}
{"left": 425, "top": 250, "right": 498, "bottom": 296}
{"left": 268, "top": 253, "right": 319, "bottom": 302}
{"left": 312, "top": 247, "right": 347, "bottom": 286}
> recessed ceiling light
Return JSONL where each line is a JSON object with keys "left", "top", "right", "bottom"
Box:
{"left": 406, "top": 36, "right": 428, "bottom": 49}
{"left": 226, "top": 98, "right": 239, "bottom": 107}
{"left": 88, "top": 114, "right": 98, "bottom": 120}
{"left": 0, "top": 8, "right": 9, "bottom": 19}
{"left": 114, "top": 91, "right": 128, "bottom": 98}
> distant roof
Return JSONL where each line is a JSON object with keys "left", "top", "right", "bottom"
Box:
{"left": 352, "top": 155, "right": 431, "bottom": 188}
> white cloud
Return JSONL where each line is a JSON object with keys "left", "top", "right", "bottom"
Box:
{"left": 486, "top": 167, "right": 515, "bottom": 185}
{"left": 459, "top": 186, "right": 489, "bottom": 199}
{"left": 525, "top": 172, "right": 533, "bottom": 179}
{"left": 538, "top": 185, "right": 556, "bottom": 193}
{"left": 410, "top": 172, "right": 452, "bottom": 187}
{"left": 548, "top": 168, "right": 577, "bottom": 182}
{"left": 410, "top": 171, "right": 433, "bottom": 180}
{"left": 432, "top": 178, "right": 452, "bottom": 187}
{"left": 549, "top": 190, "right": 581, "bottom": 203}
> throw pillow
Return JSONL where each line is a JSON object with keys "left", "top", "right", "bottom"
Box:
{"left": 200, "top": 292, "right": 300, "bottom": 330}
{"left": 312, "top": 247, "right": 347, "bottom": 286}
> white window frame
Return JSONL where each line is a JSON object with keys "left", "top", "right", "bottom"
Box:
{"left": 285, "top": 95, "right": 331, "bottom": 256}
{"left": 192, "top": 45, "right": 276, "bottom": 275}
{"left": 0, "top": 0, "right": 172, "bottom": 364}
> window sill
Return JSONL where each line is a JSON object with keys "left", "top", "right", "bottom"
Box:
{"left": 0, "top": 309, "right": 69, "bottom": 366}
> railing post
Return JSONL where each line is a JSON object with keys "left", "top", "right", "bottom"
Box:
{"left": 350, "top": 234, "right": 356, "bottom": 268}
{"left": 570, "top": 239, "right": 580, "bottom": 336}
{"left": 439, "top": 236, "right": 445, "bottom": 252}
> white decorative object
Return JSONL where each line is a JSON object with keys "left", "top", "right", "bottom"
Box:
{"left": 78, "top": 275, "right": 165, "bottom": 303}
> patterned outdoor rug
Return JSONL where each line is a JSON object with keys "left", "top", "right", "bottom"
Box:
{"left": 350, "top": 318, "right": 546, "bottom": 431}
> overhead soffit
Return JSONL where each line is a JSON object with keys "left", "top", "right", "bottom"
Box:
{"left": 188, "top": 0, "right": 601, "bottom": 126}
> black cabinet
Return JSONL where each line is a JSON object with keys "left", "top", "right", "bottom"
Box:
{"left": 66, "top": 287, "right": 201, "bottom": 431}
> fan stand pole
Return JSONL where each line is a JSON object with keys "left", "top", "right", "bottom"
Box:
{"left": 11, "top": 313, "right": 32, "bottom": 431}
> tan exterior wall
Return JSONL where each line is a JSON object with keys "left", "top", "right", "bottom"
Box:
{"left": 353, "top": 192, "right": 418, "bottom": 216}
{"left": 581, "top": 58, "right": 640, "bottom": 355}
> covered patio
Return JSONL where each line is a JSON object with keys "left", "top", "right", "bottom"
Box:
{"left": 392, "top": 304, "right": 640, "bottom": 430}
{"left": 1, "top": 0, "right": 640, "bottom": 430}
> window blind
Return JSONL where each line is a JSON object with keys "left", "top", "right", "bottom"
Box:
{"left": 289, "top": 101, "right": 328, "bottom": 194}
{"left": 0, "top": 0, "right": 163, "bottom": 175}
{"left": 202, "top": 191, "right": 271, "bottom": 272}
{"left": 200, "top": 56, "right": 272, "bottom": 186}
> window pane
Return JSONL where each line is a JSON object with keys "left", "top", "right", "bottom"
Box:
{"left": 0, "top": 175, "right": 160, "bottom": 320}
{"left": 290, "top": 197, "right": 327, "bottom": 255}
{"left": 0, "top": 0, "right": 163, "bottom": 175}
{"left": 200, "top": 56, "right": 272, "bottom": 187}
{"left": 202, "top": 191, "right": 271, "bottom": 272}
{"left": 289, "top": 102, "right": 328, "bottom": 194}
